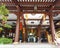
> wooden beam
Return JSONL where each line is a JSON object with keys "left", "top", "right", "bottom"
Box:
{"left": 0, "top": 19, "right": 60, "bottom": 21}
{"left": 53, "top": 0, "right": 60, "bottom": 6}
{"left": 3, "top": 4, "right": 60, "bottom": 11}
{"left": 24, "top": 19, "right": 48, "bottom": 20}
{"left": 23, "top": 10, "right": 47, "bottom": 14}
{"left": 18, "top": 2, "right": 53, "bottom": 5}
{"left": 0, "top": 2, "right": 53, "bottom": 5}
{"left": 23, "top": 10, "right": 60, "bottom": 14}
{"left": 12, "top": 0, "right": 18, "bottom": 5}
{"left": 25, "top": 25, "right": 60, "bottom": 27}
{"left": 0, "top": 1, "right": 60, "bottom": 8}
{"left": 6, "top": 6, "right": 17, "bottom": 10}
{"left": 21, "top": 7, "right": 60, "bottom": 10}
{"left": 0, "top": 0, "right": 60, "bottom": 7}
{"left": 12, "top": 0, "right": 23, "bottom": 12}
{"left": 48, "top": 0, "right": 59, "bottom": 11}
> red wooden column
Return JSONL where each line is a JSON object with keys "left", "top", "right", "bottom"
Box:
{"left": 23, "top": 27, "right": 26, "bottom": 42}
{"left": 49, "top": 14, "right": 56, "bottom": 42}
{"left": 14, "top": 16, "right": 20, "bottom": 42}
{"left": 37, "top": 26, "right": 41, "bottom": 42}
{"left": 37, "top": 27, "right": 40, "bottom": 38}
{"left": 14, "top": 6, "right": 20, "bottom": 43}
{"left": 22, "top": 14, "right": 27, "bottom": 42}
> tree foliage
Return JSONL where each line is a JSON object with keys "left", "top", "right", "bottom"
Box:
{"left": 0, "top": 4, "right": 9, "bottom": 16}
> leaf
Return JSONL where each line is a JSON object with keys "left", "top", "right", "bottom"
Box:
{"left": 0, "top": 4, "right": 9, "bottom": 15}
{"left": 4, "top": 24, "right": 12, "bottom": 28}
{"left": 0, "top": 27, "right": 3, "bottom": 31}
{"left": 2, "top": 15, "right": 7, "bottom": 21}
{"left": 0, "top": 38, "right": 12, "bottom": 44}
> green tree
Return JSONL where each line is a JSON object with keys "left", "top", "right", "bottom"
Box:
{"left": 0, "top": 4, "right": 12, "bottom": 38}
{"left": 0, "top": 4, "right": 9, "bottom": 16}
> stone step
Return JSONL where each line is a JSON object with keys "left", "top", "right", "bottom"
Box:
{"left": 0, "top": 43, "right": 58, "bottom": 48}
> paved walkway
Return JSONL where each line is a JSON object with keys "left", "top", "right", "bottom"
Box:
{"left": 0, "top": 43, "right": 59, "bottom": 48}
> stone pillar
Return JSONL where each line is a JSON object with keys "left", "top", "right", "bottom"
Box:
{"left": 49, "top": 14, "right": 56, "bottom": 42}
{"left": 14, "top": 16, "right": 20, "bottom": 43}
